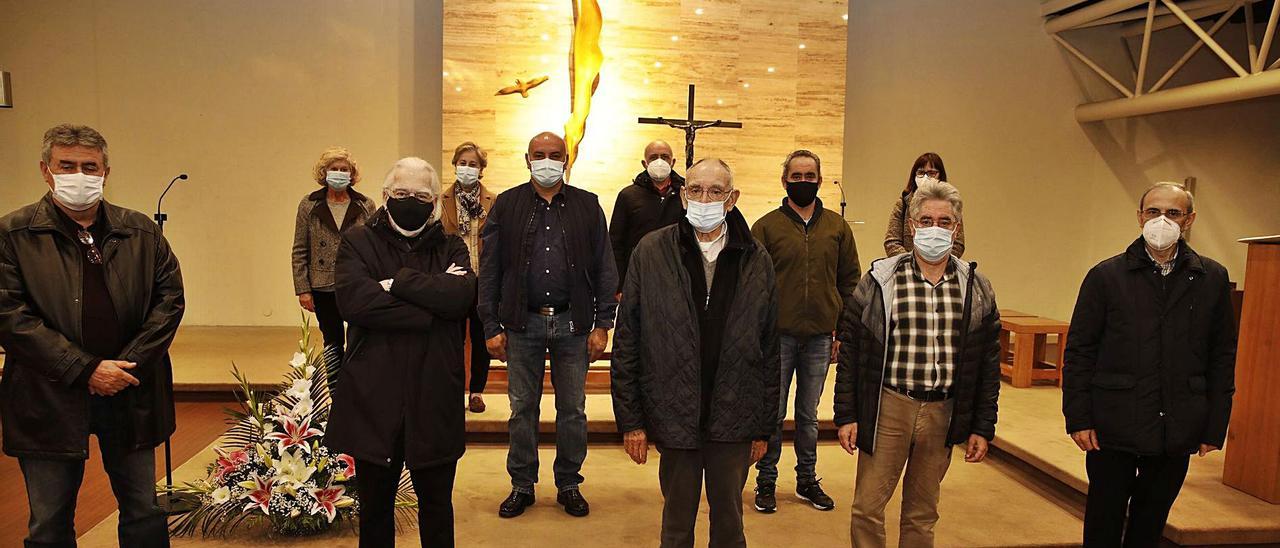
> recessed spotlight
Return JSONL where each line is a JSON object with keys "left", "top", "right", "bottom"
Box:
{"left": 541, "top": 33, "right": 550, "bottom": 41}
{"left": 767, "top": 67, "right": 775, "bottom": 73}
{"left": 843, "top": 13, "right": 848, "bottom": 21}
{"left": 654, "top": 61, "right": 663, "bottom": 68}
{"left": 443, "top": 71, "right": 450, "bottom": 77}
{"left": 799, "top": 43, "right": 807, "bottom": 49}
{"left": 643, "top": 78, "right": 651, "bottom": 84}
{"left": 539, "top": 4, "right": 548, "bottom": 10}
{"left": 671, "top": 35, "right": 679, "bottom": 42}
{"left": 716, "top": 98, "right": 724, "bottom": 105}
{"left": 694, "top": 7, "right": 704, "bottom": 15}
{"left": 742, "top": 82, "right": 750, "bottom": 88}
{"left": 455, "top": 86, "right": 463, "bottom": 92}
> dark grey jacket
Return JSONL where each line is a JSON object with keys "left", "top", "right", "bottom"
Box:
{"left": 834, "top": 253, "right": 1001, "bottom": 454}
{"left": 610, "top": 210, "right": 781, "bottom": 450}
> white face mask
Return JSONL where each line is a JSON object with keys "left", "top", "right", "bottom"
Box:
{"left": 914, "top": 174, "right": 940, "bottom": 187}
{"left": 1142, "top": 216, "right": 1182, "bottom": 251}
{"left": 325, "top": 170, "right": 351, "bottom": 191}
{"left": 455, "top": 165, "right": 480, "bottom": 188}
{"left": 529, "top": 158, "right": 564, "bottom": 188}
{"left": 686, "top": 199, "right": 727, "bottom": 233}
{"left": 646, "top": 158, "right": 672, "bottom": 182}
{"left": 913, "top": 225, "right": 954, "bottom": 263}
{"left": 49, "top": 169, "right": 105, "bottom": 211}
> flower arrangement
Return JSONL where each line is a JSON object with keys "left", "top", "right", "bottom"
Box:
{"left": 166, "top": 319, "right": 417, "bottom": 537}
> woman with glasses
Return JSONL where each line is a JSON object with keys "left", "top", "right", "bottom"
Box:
{"left": 292, "top": 147, "right": 377, "bottom": 390}
{"left": 883, "top": 152, "right": 966, "bottom": 258}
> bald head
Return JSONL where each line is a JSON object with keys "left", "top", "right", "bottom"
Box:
{"left": 687, "top": 158, "right": 733, "bottom": 189}
{"left": 527, "top": 132, "right": 566, "bottom": 160}
{"left": 643, "top": 140, "right": 674, "bottom": 163}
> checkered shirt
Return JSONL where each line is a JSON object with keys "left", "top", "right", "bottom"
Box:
{"left": 885, "top": 257, "right": 964, "bottom": 393}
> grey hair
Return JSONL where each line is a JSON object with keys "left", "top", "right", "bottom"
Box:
{"left": 42, "top": 124, "right": 109, "bottom": 167}
{"left": 687, "top": 158, "right": 734, "bottom": 188}
{"left": 383, "top": 157, "right": 443, "bottom": 223}
{"left": 1140, "top": 182, "right": 1195, "bottom": 213}
{"left": 909, "top": 179, "right": 963, "bottom": 221}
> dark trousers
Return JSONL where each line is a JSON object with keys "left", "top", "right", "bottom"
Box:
{"left": 355, "top": 431, "right": 458, "bottom": 548}
{"left": 464, "top": 302, "right": 490, "bottom": 394}
{"left": 1084, "top": 448, "right": 1190, "bottom": 547}
{"left": 658, "top": 442, "right": 752, "bottom": 548}
{"left": 312, "top": 290, "right": 345, "bottom": 390}
{"left": 18, "top": 399, "right": 168, "bottom": 548}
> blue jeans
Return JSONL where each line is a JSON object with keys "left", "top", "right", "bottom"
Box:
{"left": 755, "top": 334, "right": 832, "bottom": 486}
{"left": 19, "top": 399, "right": 168, "bottom": 548}
{"left": 505, "top": 311, "right": 589, "bottom": 493}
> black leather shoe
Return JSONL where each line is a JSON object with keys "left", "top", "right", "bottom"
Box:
{"left": 796, "top": 479, "right": 835, "bottom": 511}
{"left": 754, "top": 482, "right": 777, "bottom": 513}
{"left": 498, "top": 490, "right": 535, "bottom": 518}
{"left": 557, "top": 488, "right": 590, "bottom": 517}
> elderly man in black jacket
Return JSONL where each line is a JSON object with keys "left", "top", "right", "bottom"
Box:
{"left": 609, "top": 139, "right": 685, "bottom": 291}
{"left": 326, "top": 157, "right": 476, "bottom": 548}
{"left": 1063, "top": 182, "right": 1236, "bottom": 547}
{"left": 612, "top": 158, "right": 780, "bottom": 548}
{"left": 833, "top": 180, "right": 1000, "bottom": 548}
{"left": 0, "top": 124, "right": 184, "bottom": 548}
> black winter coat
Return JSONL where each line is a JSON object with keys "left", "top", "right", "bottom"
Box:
{"left": 326, "top": 210, "right": 476, "bottom": 469}
{"left": 0, "top": 196, "right": 184, "bottom": 459}
{"left": 609, "top": 170, "right": 685, "bottom": 290}
{"left": 1062, "top": 238, "right": 1236, "bottom": 456}
{"left": 834, "top": 254, "right": 1001, "bottom": 454}
{"left": 611, "top": 210, "right": 781, "bottom": 450}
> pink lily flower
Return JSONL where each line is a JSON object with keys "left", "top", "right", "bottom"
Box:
{"left": 242, "top": 474, "right": 274, "bottom": 514}
{"left": 336, "top": 453, "right": 356, "bottom": 479}
{"left": 309, "top": 485, "right": 346, "bottom": 522}
{"left": 264, "top": 415, "right": 323, "bottom": 453}
{"left": 212, "top": 447, "right": 250, "bottom": 483}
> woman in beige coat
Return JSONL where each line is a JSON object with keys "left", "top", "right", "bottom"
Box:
{"left": 440, "top": 142, "right": 497, "bottom": 412}
{"left": 292, "top": 147, "right": 376, "bottom": 388}
{"left": 883, "top": 152, "right": 966, "bottom": 258}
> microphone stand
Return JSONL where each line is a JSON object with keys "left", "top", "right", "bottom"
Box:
{"left": 153, "top": 173, "right": 197, "bottom": 515}
{"left": 834, "top": 179, "right": 848, "bottom": 219}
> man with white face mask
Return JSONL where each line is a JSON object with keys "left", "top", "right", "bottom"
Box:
{"left": 1063, "top": 182, "right": 1236, "bottom": 547}
{"left": 0, "top": 124, "right": 184, "bottom": 547}
{"left": 609, "top": 140, "right": 685, "bottom": 291}
{"left": 479, "top": 132, "right": 618, "bottom": 519}
{"left": 834, "top": 180, "right": 1001, "bottom": 548}
{"left": 611, "top": 158, "right": 779, "bottom": 547}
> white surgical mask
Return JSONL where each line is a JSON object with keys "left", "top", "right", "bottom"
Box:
{"left": 914, "top": 174, "right": 939, "bottom": 187}
{"left": 49, "top": 169, "right": 105, "bottom": 211}
{"left": 646, "top": 159, "right": 672, "bottom": 182}
{"left": 686, "top": 199, "right": 727, "bottom": 233}
{"left": 325, "top": 170, "right": 351, "bottom": 191}
{"left": 455, "top": 165, "right": 480, "bottom": 188}
{"left": 1142, "top": 216, "right": 1181, "bottom": 251}
{"left": 530, "top": 158, "right": 565, "bottom": 188}
{"left": 913, "top": 226, "right": 954, "bottom": 263}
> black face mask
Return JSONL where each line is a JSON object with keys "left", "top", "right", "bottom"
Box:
{"left": 386, "top": 197, "right": 434, "bottom": 232}
{"left": 785, "top": 181, "right": 819, "bottom": 208}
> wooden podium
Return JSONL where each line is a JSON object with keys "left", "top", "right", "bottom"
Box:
{"left": 1222, "top": 236, "right": 1280, "bottom": 504}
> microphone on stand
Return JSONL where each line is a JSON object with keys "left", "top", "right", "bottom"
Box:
{"left": 155, "top": 173, "right": 188, "bottom": 232}
{"left": 834, "top": 179, "right": 848, "bottom": 219}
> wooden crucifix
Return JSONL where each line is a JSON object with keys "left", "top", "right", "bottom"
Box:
{"left": 638, "top": 84, "right": 743, "bottom": 169}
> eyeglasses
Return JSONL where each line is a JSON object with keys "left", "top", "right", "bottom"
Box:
{"left": 913, "top": 218, "right": 956, "bottom": 230}
{"left": 1141, "top": 208, "right": 1187, "bottom": 221}
{"left": 684, "top": 185, "right": 731, "bottom": 201}
{"left": 387, "top": 189, "right": 435, "bottom": 203}
{"left": 76, "top": 229, "right": 102, "bottom": 265}
{"left": 915, "top": 169, "right": 941, "bottom": 178}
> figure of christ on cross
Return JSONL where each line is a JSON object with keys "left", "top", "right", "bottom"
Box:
{"left": 638, "top": 84, "right": 743, "bottom": 170}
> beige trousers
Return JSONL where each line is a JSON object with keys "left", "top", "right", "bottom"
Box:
{"left": 850, "top": 388, "right": 955, "bottom": 548}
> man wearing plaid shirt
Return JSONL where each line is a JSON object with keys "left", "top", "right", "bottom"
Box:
{"left": 833, "top": 180, "right": 1002, "bottom": 548}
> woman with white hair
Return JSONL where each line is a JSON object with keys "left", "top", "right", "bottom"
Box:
{"left": 291, "top": 147, "right": 377, "bottom": 388}
{"left": 326, "top": 157, "right": 476, "bottom": 547}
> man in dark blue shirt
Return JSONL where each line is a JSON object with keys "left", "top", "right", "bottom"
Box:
{"left": 478, "top": 132, "right": 618, "bottom": 519}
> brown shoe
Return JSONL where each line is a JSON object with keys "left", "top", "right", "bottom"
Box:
{"left": 469, "top": 393, "right": 486, "bottom": 413}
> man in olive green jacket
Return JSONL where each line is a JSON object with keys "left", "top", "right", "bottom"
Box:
{"left": 749, "top": 150, "right": 860, "bottom": 513}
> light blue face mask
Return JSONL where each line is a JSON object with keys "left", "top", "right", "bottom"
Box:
{"left": 326, "top": 170, "right": 352, "bottom": 190}
{"left": 913, "top": 226, "right": 954, "bottom": 263}
{"left": 686, "top": 199, "right": 727, "bottom": 233}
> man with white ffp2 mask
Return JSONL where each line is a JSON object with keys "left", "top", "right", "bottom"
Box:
{"left": 1063, "top": 182, "right": 1236, "bottom": 547}
{"left": 609, "top": 140, "right": 686, "bottom": 293}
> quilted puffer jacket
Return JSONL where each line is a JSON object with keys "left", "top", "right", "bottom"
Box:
{"left": 610, "top": 209, "right": 781, "bottom": 450}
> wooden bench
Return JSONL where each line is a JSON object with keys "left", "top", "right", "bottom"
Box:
{"left": 999, "top": 316, "right": 1069, "bottom": 388}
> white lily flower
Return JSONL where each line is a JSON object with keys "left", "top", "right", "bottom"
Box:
{"left": 211, "top": 486, "right": 231, "bottom": 504}
{"left": 289, "top": 352, "right": 307, "bottom": 368}
{"left": 285, "top": 378, "right": 312, "bottom": 401}
{"left": 274, "top": 448, "right": 316, "bottom": 487}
